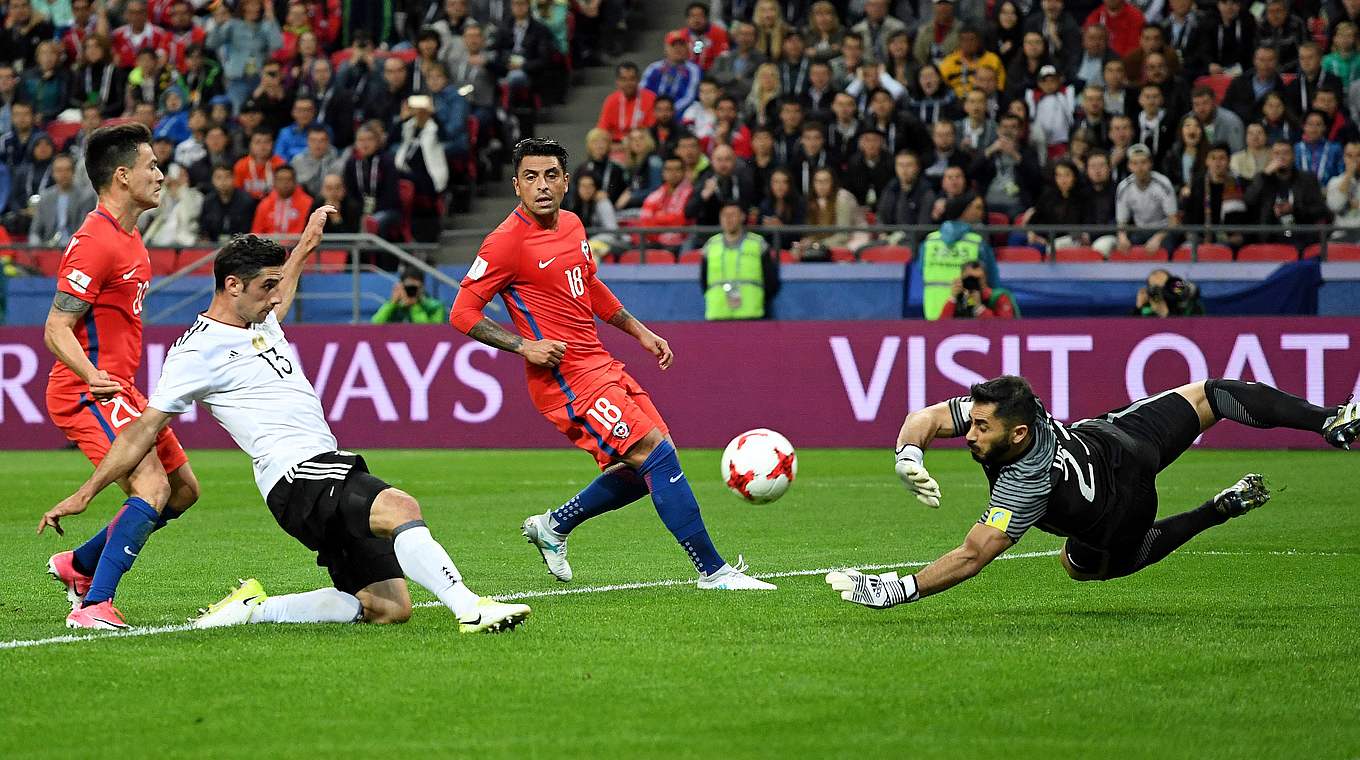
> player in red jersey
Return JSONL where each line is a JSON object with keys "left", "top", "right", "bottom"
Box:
{"left": 450, "top": 138, "right": 774, "bottom": 590}
{"left": 40, "top": 123, "right": 201, "bottom": 629}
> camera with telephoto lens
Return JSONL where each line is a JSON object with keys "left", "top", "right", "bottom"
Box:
{"left": 404, "top": 284, "right": 420, "bottom": 298}
{"left": 961, "top": 275, "right": 981, "bottom": 292}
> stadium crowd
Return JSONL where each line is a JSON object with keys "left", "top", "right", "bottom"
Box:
{"left": 0, "top": 0, "right": 623, "bottom": 253}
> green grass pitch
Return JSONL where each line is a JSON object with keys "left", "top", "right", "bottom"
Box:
{"left": 1, "top": 447, "right": 1357, "bottom": 758}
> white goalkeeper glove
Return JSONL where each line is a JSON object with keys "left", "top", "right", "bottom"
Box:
{"left": 894, "top": 444, "right": 940, "bottom": 508}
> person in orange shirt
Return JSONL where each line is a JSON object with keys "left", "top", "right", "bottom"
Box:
{"left": 234, "top": 131, "right": 286, "bottom": 200}
{"left": 251, "top": 165, "right": 314, "bottom": 235}
{"left": 596, "top": 62, "right": 657, "bottom": 143}
{"left": 639, "top": 155, "right": 695, "bottom": 249}
{"left": 1085, "top": 0, "right": 1146, "bottom": 58}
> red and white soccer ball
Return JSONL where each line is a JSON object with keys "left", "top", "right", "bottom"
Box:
{"left": 721, "top": 428, "right": 797, "bottom": 504}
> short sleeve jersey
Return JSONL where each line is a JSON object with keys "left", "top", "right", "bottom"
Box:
{"left": 946, "top": 396, "right": 1120, "bottom": 543}
{"left": 458, "top": 207, "right": 624, "bottom": 413}
{"left": 148, "top": 311, "right": 338, "bottom": 498}
{"left": 48, "top": 206, "right": 152, "bottom": 395}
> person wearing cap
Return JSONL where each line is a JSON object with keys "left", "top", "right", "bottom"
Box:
{"left": 915, "top": 190, "right": 1001, "bottom": 320}
{"left": 643, "top": 29, "right": 706, "bottom": 114}
{"left": 1084, "top": 0, "right": 1146, "bottom": 59}
{"left": 939, "top": 25, "right": 1006, "bottom": 98}
{"left": 853, "top": 0, "right": 910, "bottom": 61}
{"left": 674, "top": 1, "right": 730, "bottom": 71}
{"left": 1114, "top": 142, "right": 1180, "bottom": 253}
{"left": 699, "top": 198, "right": 777, "bottom": 320}
{"left": 914, "top": 0, "right": 961, "bottom": 66}
{"left": 1026, "top": 64, "right": 1077, "bottom": 157}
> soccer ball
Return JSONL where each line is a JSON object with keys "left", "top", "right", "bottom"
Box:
{"left": 721, "top": 429, "right": 797, "bottom": 504}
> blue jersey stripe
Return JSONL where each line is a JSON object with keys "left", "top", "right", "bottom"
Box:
{"left": 512, "top": 209, "right": 533, "bottom": 226}
{"left": 505, "top": 286, "right": 576, "bottom": 403}
{"left": 82, "top": 309, "right": 99, "bottom": 368}
{"left": 81, "top": 393, "right": 117, "bottom": 442}
{"left": 567, "top": 400, "right": 621, "bottom": 457}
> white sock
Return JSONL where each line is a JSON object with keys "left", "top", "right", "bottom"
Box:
{"left": 255, "top": 588, "right": 362, "bottom": 624}
{"left": 392, "top": 524, "right": 480, "bottom": 619}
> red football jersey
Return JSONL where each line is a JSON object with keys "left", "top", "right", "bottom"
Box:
{"left": 458, "top": 207, "right": 625, "bottom": 413}
{"left": 48, "top": 206, "right": 152, "bottom": 395}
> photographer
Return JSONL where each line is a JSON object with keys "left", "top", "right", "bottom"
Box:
{"left": 1133, "top": 268, "right": 1205, "bottom": 317}
{"left": 370, "top": 268, "right": 447, "bottom": 324}
{"left": 938, "top": 260, "right": 1017, "bottom": 319}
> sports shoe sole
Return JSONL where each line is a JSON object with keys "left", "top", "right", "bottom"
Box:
{"left": 460, "top": 608, "right": 531, "bottom": 634}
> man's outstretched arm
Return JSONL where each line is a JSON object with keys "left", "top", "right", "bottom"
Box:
{"left": 273, "top": 205, "right": 336, "bottom": 321}
{"left": 912, "top": 523, "right": 1014, "bottom": 598}
{"left": 894, "top": 401, "right": 964, "bottom": 507}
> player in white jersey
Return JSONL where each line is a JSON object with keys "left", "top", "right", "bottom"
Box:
{"left": 40, "top": 208, "right": 531, "bottom": 633}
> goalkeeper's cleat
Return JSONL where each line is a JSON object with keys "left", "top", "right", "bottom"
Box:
{"left": 697, "top": 556, "right": 777, "bottom": 590}
{"left": 521, "top": 513, "right": 572, "bottom": 582}
{"left": 458, "top": 597, "right": 531, "bottom": 633}
{"left": 1322, "top": 400, "right": 1360, "bottom": 449}
{"left": 65, "top": 599, "right": 129, "bottom": 630}
{"left": 1212, "top": 473, "right": 1270, "bottom": 519}
{"left": 47, "top": 551, "right": 92, "bottom": 607}
{"left": 192, "top": 578, "right": 268, "bottom": 629}
{"left": 825, "top": 569, "right": 919, "bottom": 609}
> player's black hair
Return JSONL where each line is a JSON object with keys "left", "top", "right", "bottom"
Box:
{"left": 214, "top": 234, "right": 287, "bottom": 292}
{"left": 970, "top": 376, "right": 1039, "bottom": 430}
{"left": 512, "top": 137, "right": 570, "bottom": 173}
{"left": 85, "top": 122, "right": 152, "bottom": 193}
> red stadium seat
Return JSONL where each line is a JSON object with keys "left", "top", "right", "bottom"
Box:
{"left": 1304, "top": 243, "right": 1360, "bottom": 260}
{"left": 1110, "top": 246, "right": 1164, "bottom": 261}
{"left": 778, "top": 249, "right": 799, "bottom": 263}
{"left": 45, "top": 120, "right": 82, "bottom": 151}
{"left": 33, "top": 248, "right": 63, "bottom": 276}
{"left": 986, "top": 211, "right": 1011, "bottom": 245}
{"left": 857, "top": 245, "right": 913, "bottom": 262}
{"left": 1236, "top": 244, "right": 1298, "bottom": 262}
{"left": 148, "top": 248, "right": 178, "bottom": 275}
{"left": 643, "top": 249, "right": 676, "bottom": 264}
{"left": 995, "top": 246, "right": 1044, "bottom": 262}
{"left": 179, "top": 247, "right": 216, "bottom": 275}
{"left": 677, "top": 249, "right": 703, "bottom": 263}
{"left": 312, "top": 249, "right": 349, "bottom": 272}
{"left": 615, "top": 250, "right": 643, "bottom": 264}
{"left": 1172, "top": 243, "right": 1233, "bottom": 262}
{"left": 829, "top": 246, "right": 855, "bottom": 262}
{"left": 1053, "top": 246, "right": 1103, "bottom": 262}
{"left": 1194, "top": 74, "right": 1233, "bottom": 104}
{"left": 397, "top": 180, "right": 415, "bottom": 242}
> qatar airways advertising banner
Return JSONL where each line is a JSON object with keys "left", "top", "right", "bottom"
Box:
{"left": 1, "top": 318, "right": 1357, "bottom": 451}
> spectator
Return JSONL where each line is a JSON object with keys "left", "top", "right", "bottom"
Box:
{"left": 1232, "top": 122, "right": 1271, "bottom": 181}
{"left": 290, "top": 124, "right": 342, "bottom": 198}
{"left": 972, "top": 112, "right": 1043, "bottom": 218}
{"left": 1312, "top": 86, "right": 1358, "bottom": 146}
{"left": 110, "top": 0, "right": 168, "bottom": 69}
{"left": 674, "top": 131, "right": 710, "bottom": 183}
{"left": 276, "top": 97, "right": 321, "bottom": 162}
{"left": 1085, "top": 151, "right": 1120, "bottom": 251}
{"left": 916, "top": 0, "right": 961, "bottom": 66}
{"left": 922, "top": 120, "right": 972, "bottom": 193}
{"left": 1099, "top": 58, "right": 1135, "bottom": 116}
{"left": 1115, "top": 142, "right": 1179, "bottom": 252}
{"left": 142, "top": 163, "right": 202, "bottom": 246}
{"left": 394, "top": 95, "right": 449, "bottom": 242}
{"left": 939, "top": 259, "right": 1018, "bottom": 318}
{"left": 1141, "top": 52, "right": 1186, "bottom": 117}
{"left": 1183, "top": 142, "right": 1249, "bottom": 247}
{"left": 200, "top": 163, "right": 257, "bottom": 240}
{"left": 844, "top": 128, "right": 893, "bottom": 207}
{"left": 564, "top": 172, "right": 623, "bottom": 253}
{"left": 1075, "top": 85, "right": 1112, "bottom": 147}
{"left": 1258, "top": 90, "right": 1299, "bottom": 145}
{"left": 27, "top": 153, "right": 94, "bottom": 246}
{"left": 1326, "top": 141, "right": 1360, "bottom": 240}
{"left": 675, "top": 1, "right": 730, "bottom": 71}
{"left": 337, "top": 31, "right": 377, "bottom": 105}
{"left": 853, "top": 0, "right": 909, "bottom": 61}
{"left": 598, "top": 62, "right": 657, "bottom": 143}
{"left": 829, "top": 29, "right": 866, "bottom": 88}
{"left": 424, "top": 64, "right": 471, "bottom": 160}
{"left": 1026, "top": 0, "right": 1082, "bottom": 75}
{"left": 650, "top": 96, "right": 683, "bottom": 157}
{"left": 1164, "top": 113, "right": 1208, "bottom": 189}
{"left": 1026, "top": 65, "right": 1077, "bottom": 155}
{"left": 877, "top": 150, "right": 936, "bottom": 247}
{"left": 750, "top": 0, "right": 791, "bottom": 60}
{"left": 1134, "top": 269, "right": 1203, "bottom": 316}
{"left": 208, "top": 0, "right": 282, "bottom": 113}
{"left": 770, "top": 97, "right": 804, "bottom": 165}
{"left": 1224, "top": 46, "right": 1286, "bottom": 123}
{"left": 709, "top": 95, "right": 753, "bottom": 158}
{"left": 757, "top": 166, "right": 804, "bottom": 251}
{"left": 21, "top": 41, "right": 67, "bottom": 124}
{"left": 1325, "top": 22, "right": 1360, "bottom": 89}
{"left": 686, "top": 143, "right": 754, "bottom": 225}
{"left": 616, "top": 127, "right": 664, "bottom": 213}
{"left": 1292, "top": 43, "right": 1333, "bottom": 121}
{"left": 68, "top": 36, "right": 125, "bottom": 119}
{"left": 303, "top": 58, "right": 355, "bottom": 151}
{"left": 827, "top": 92, "right": 863, "bottom": 160}
{"left": 231, "top": 100, "right": 267, "bottom": 157}
{"left": 711, "top": 21, "right": 766, "bottom": 102}
{"left": 574, "top": 127, "right": 628, "bottom": 205}
{"left": 125, "top": 47, "right": 170, "bottom": 115}
{"left": 917, "top": 191, "right": 1000, "bottom": 320}
{"left": 234, "top": 130, "right": 285, "bottom": 199}
{"left": 493, "top": 0, "right": 559, "bottom": 104}
{"left": 1122, "top": 25, "right": 1180, "bottom": 87}
{"left": 1, "top": 102, "right": 45, "bottom": 169}
{"left": 747, "top": 125, "right": 778, "bottom": 208}
{"left": 1135, "top": 84, "right": 1174, "bottom": 163}
{"left": 371, "top": 268, "right": 447, "bottom": 324}
{"left": 1295, "top": 109, "right": 1345, "bottom": 185}
{"left": 683, "top": 79, "right": 722, "bottom": 141}
{"left": 164, "top": 0, "right": 206, "bottom": 74}
{"left": 791, "top": 121, "right": 835, "bottom": 195}
{"left": 174, "top": 107, "right": 212, "bottom": 168}
{"left": 1158, "top": 0, "right": 1197, "bottom": 61}
{"left": 1257, "top": 0, "right": 1305, "bottom": 71}
{"left": 805, "top": 1, "right": 845, "bottom": 63}
{"left": 639, "top": 155, "right": 695, "bottom": 250}
{"left": 801, "top": 61, "right": 837, "bottom": 122}
{"left": 772, "top": 31, "right": 811, "bottom": 100}
{"left": 153, "top": 87, "right": 191, "bottom": 146}
{"left": 940, "top": 26, "right": 1005, "bottom": 97}
{"left": 361, "top": 57, "right": 411, "bottom": 135}
{"left": 700, "top": 199, "right": 776, "bottom": 319}
{"left": 905, "top": 63, "right": 960, "bottom": 125}
{"left": 250, "top": 164, "right": 312, "bottom": 236}
{"left": 188, "top": 125, "right": 236, "bottom": 192}
{"left": 1006, "top": 31, "right": 1053, "bottom": 101}
{"left": 1028, "top": 159, "right": 1093, "bottom": 249}
{"left": 1189, "top": 0, "right": 1254, "bottom": 77}
{"left": 311, "top": 172, "right": 362, "bottom": 234}
{"left": 179, "top": 44, "right": 226, "bottom": 106}
{"left": 883, "top": 30, "right": 915, "bottom": 86}
{"left": 796, "top": 166, "right": 867, "bottom": 257}
{"left": 1068, "top": 23, "right": 1116, "bottom": 89}
{"left": 431, "top": 0, "right": 473, "bottom": 64}
{"left": 742, "top": 62, "right": 782, "bottom": 130}
{"left": 644, "top": 30, "right": 705, "bottom": 115}
{"left": 61, "top": 0, "right": 111, "bottom": 65}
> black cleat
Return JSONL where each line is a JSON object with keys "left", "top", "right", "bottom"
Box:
{"left": 1322, "top": 401, "right": 1360, "bottom": 450}
{"left": 1213, "top": 473, "right": 1270, "bottom": 518}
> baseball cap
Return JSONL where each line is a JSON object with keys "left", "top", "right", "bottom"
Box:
{"left": 1039, "top": 64, "right": 1059, "bottom": 78}
{"left": 666, "top": 30, "right": 686, "bottom": 46}
{"left": 407, "top": 94, "right": 433, "bottom": 111}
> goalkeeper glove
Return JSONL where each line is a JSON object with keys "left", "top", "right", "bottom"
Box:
{"left": 895, "top": 444, "right": 940, "bottom": 508}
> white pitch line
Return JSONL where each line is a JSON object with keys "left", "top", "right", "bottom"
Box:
{"left": 1, "top": 548, "right": 1346, "bottom": 652}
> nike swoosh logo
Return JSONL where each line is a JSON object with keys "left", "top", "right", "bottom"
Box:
{"left": 669, "top": 473, "right": 683, "bottom": 483}
{"left": 459, "top": 615, "right": 482, "bottom": 626}
{"left": 241, "top": 595, "right": 260, "bottom": 605}
{"left": 537, "top": 257, "right": 557, "bottom": 268}
{"left": 123, "top": 546, "right": 138, "bottom": 557}
{"left": 121, "top": 270, "right": 137, "bottom": 280}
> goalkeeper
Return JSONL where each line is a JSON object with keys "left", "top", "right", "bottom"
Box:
{"left": 827, "top": 375, "right": 1360, "bottom": 609}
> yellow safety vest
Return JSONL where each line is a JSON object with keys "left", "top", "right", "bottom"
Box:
{"left": 703, "top": 232, "right": 766, "bottom": 320}
{"left": 921, "top": 230, "right": 983, "bottom": 320}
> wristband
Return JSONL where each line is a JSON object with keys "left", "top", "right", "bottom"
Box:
{"left": 895, "top": 444, "right": 924, "bottom": 465}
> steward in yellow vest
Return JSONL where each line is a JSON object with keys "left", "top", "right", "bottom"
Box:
{"left": 915, "top": 192, "right": 1001, "bottom": 320}
{"left": 700, "top": 201, "right": 778, "bottom": 320}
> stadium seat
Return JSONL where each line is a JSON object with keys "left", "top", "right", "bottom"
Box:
{"left": 1053, "top": 247, "right": 1103, "bottom": 262}
{"left": 677, "top": 249, "right": 703, "bottom": 263}
{"left": 396, "top": 180, "right": 416, "bottom": 242}
{"left": 986, "top": 211, "right": 1011, "bottom": 245}
{"left": 1304, "top": 243, "right": 1360, "bottom": 260}
{"left": 829, "top": 246, "right": 855, "bottom": 262}
{"left": 1172, "top": 243, "right": 1233, "bottom": 262}
{"left": 1110, "top": 246, "right": 1164, "bottom": 261}
{"left": 179, "top": 247, "right": 216, "bottom": 275}
{"left": 148, "top": 248, "right": 178, "bottom": 275}
{"left": 615, "top": 250, "right": 643, "bottom": 264}
{"left": 857, "top": 245, "right": 913, "bottom": 262}
{"left": 643, "top": 249, "right": 676, "bottom": 264}
{"left": 1236, "top": 244, "right": 1298, "bottom": 262}
{"left": 995, "top": 246, "right": 1044, "bottom": 263}
{"left": 45, "top": 120, "right": 81, "bottom": 151}
{"left": 33, "top": 248, "right": 63, "bottom": 276}
{"left": 1194, "top": 74, "right": 1233, "bottom": 104}
{"left": 778, "top": 249, "right": 799, "bottom": 263}
{"left": 313, "top": 249, "right": 349, "bottom": 272}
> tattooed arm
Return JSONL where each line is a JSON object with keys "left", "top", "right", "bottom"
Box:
{"left": 451, "top": 287, "right": 565, "bottom": 368}
{"left": 44, "top": 293, "right": 124, "bottom": 399}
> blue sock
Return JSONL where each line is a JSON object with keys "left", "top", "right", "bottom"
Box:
{"left": 549, "top": 467, "right": 650, "bottom": 535}
{"left": 636, "top": 441, "right": 725, "bottom": 575}
{"left": 83, "top": 497, "right": 159, "bottom": 606}
{"left": 72, "top": 505, "right": 182, "bottom": 577}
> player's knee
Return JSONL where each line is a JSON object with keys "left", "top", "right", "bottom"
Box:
{"left": 363, "top": 597, "right": 412, "bottom": 625}
{"left": 370, "top": 489, "right": 423, "bottom": 536}
{"left": 1060, "top": 551, "right": 1104, "bottom": 581}
{"left": 131, "top": 475, "right": 172, "bottom": 511}
{"left": 621, "top": 427, "right": 666, "bottom": 467}
{"left": 170, "top": 478, "right": 201, "bottom": 510}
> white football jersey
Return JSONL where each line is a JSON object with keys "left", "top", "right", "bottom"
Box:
{"left": 149, "top": 311, "right": 337, "bottom": 498}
